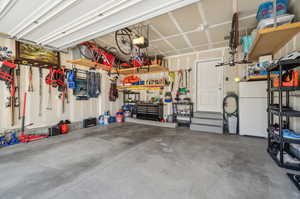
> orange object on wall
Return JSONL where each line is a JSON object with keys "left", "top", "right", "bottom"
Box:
{"left": 122, "top": 76, "right": 141, "bottom": 84}
{"left": 273, "top": 70, "right": 299, "bottom": 87}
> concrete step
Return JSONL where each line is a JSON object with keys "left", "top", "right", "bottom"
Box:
{"left": 190, "top": 123, "right": 223, "bottom": 134}
{"left": 194, "top": 111, "right": 223, "bottom": 120}
{"left": 191, "top": 117, "right": 223, "bottom": 126}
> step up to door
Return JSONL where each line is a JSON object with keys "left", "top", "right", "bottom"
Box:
{"left": 190, "top": 123, "right": 223, "bottom": 134}
{"left": 191, "top": 117, "right": 223, "bottom": 126}
{"left": 193, "top": 111, "right": 223, "bottom": 120}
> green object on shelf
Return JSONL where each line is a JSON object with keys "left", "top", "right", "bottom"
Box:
{"left": 179, "top": 87, "right": 188, "bottom": 95}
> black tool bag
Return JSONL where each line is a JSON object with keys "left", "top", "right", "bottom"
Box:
{"left": 109, "top": 82, "right": 118, "bottom": 101}
{"left": 87, "top": 72, "right": 101, "bottom": 98}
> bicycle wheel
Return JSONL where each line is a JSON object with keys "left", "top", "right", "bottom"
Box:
{"left": 78, "top": 44, "right": 94, "bottom": 60}
{"left": 115, "top": 28, "right": 132, "bottom": 55}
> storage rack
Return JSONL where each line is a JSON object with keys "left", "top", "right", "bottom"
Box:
{"left": 123, "top": 91, "right": 140, "bottom": 105}
{"left": 172, "top": 102, "right": 193, "bottom": 127}
{"left": 267, "top": 58, "right": 300, "bottom": 171}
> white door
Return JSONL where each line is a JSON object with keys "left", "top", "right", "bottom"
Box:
{"left": 196, "top": 60, "right": 223, "bottom": 112}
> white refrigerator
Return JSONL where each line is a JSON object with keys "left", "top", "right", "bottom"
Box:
{"left": 239, "top": 81, "right": 268, "bottom": 138}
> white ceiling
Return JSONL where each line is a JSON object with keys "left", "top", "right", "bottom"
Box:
{"left": 95, "top": 0, "right": 261, "bottom": 57}
{"left": 0, "top": 0, "right": 199, "bottom": 50}
{"left": 1, "top": 0, "right": 297, "bottom": 57}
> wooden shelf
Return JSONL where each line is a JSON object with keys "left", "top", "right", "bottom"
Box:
{"left": 249, "top": 22, "right": 300, "bottom": 62}
{"left": 117, "top": 64, "right": 168, "bottom": 75}
{"left": 66, "top": 59, "right": 113, "bottom": 71}
{"left": 247, "top": 74, "right": 278, "bottom": 81}
{"left": 66, "top": 60, "right": 168, "bottom": 75}
{"left": 118, "top": 84, "right": 166, "bottom": 91}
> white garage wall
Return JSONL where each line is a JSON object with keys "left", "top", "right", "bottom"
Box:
{"left": 0, "top": 38, "right": 122, "bottom": 130}
{"left": 132, "top": 47, "right": 227, "bottom": 116}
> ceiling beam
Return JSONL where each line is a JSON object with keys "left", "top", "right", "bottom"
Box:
{"left": 36, "top": 0, "right": 122, "bottom": 44}
{"left": 150, "top": 24, "right": 179, "bottom": 53}
{"left": 196, "top": 2, "right": 212, "bottom": 48}
{"left": 9, "top": 0, "right": 65, "bottom": 37}
{"left": 16, "top": 0, "right": 80, "bottom": 39}
{"left": 40, "top": 0, "right": 142, "bottom": 45}
{"left": 168, "top": 12, "right": 195, "bottom": 51}
{"left": 56, "top": 0, "right": 200, "bottom": 49}
{"left": 150, "top": 13, "right": 256, "bottom": 43}
{"left": 232, "top": 0, "right": 238, "bottom": 13}
{"left": 0, "top": 0, "right": 18, "bottom": 19}
{"left": 164, "top": 40, "right": 227, "bottom": 54}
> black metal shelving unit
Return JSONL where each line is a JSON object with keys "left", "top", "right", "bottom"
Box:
{"left": 172, "top": 102, "right": 193, "bottom": 127}
{"left": 267, "top": 58, "right": 300, "bottom": 172}
{"left": 123, "top": 91, "right": 140, "bottom": 105}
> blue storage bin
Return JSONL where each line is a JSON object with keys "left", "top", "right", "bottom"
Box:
{"left": 256, "top": 0, "right": 288, "bottom": 22}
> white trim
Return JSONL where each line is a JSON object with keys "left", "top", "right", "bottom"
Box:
{"left": 150, "top": 28, "right": 199, "bottom": 42}
{"left": 0, "top": 0, "right": 17, "bottom": 19}
{"left": 149, "top": 13, "right": 256, "bottom": 43}
{"left": 197, "top": 2, "right": 212, "bottom": 48}
{"left": 43, "top": 0, "right": 142, "bottom": 45}
{"left": 57, "top": 0, "right": 200, "bottom": 49}
{"left": 209, "top": 13, "right": 256, "bottom": 29}
{"left": 166, "top": 47, "right": 226, "bottom": 59}
{"left": 36, "top": 0, "right": 123, "bottom": 43}
{"left": 9, "top": 0, "right": 64, "bottom": 37}
{"left": 150, "top": 24, "right": 179, "bottom": 53}
{"left": 196, "top": 57, "right": 222, "bottom": 63}
{"left": 164, "top": 40, "right": 227, "bottom": 54}
{"left": 16, "top": 0, "right": 80, "bottom": 39}
{"left": 168, "top": 12, "right": 195, "bottom": 51}
{"left": 233, "top": 0, "right": 238, "bottom": 13}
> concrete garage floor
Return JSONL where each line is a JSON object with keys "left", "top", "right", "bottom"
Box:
{"left": 0, "top": 123, "right": 299, "bottom": 199}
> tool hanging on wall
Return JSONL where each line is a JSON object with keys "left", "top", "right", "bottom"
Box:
{"left": 168, "top": 72, "right": 176, "bottom": 92}
{"left": 0, "top": 61, "right": 17, "bottom": 126}
{"left": 16, "top": 64, "right": 21, "bottom": 120}
{"left": 9, "top": 73, "right": 16, "bottom": 126}
{"left": 109, "top": 76, "right": 118, "bottom": 102}
{"left": 60, "top": 66, "right": 67, "bottom": 114}
{"left": 46, "top": 68, "right": 53, "bottom": 110}
{"left": 39, "top": 67, "right": 43, "bottom": 116}
{"left": 28, "top": 66, "right": 33, "bottom": 92}
{"left": 47, "top": 81, "right": 52, "bottom": 110}
{"left": 87, "top": 71, "right": 101, "bottom": 98}
{"left": 19, "top": 92, "right": 48, "bottom": 143}
{"left": 175, "top": 70, "right": 183, "bottom": 101}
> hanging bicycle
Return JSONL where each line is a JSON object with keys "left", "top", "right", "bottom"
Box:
{"left": 115, "top": 24, "right": 149, "bottom": 56}
{"left": 78, "top": 41, "right": 122, "bottom": 71}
